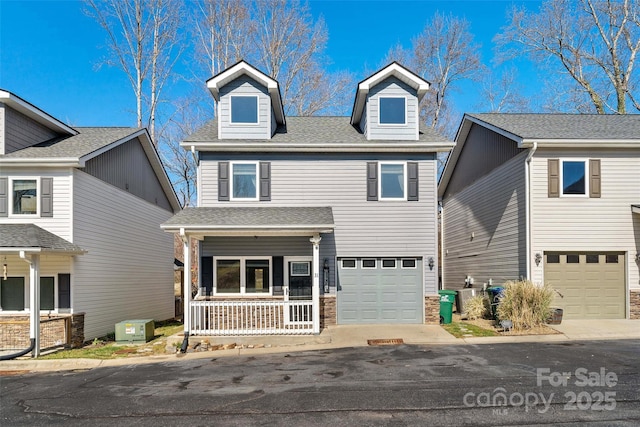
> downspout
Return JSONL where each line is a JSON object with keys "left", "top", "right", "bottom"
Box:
{"left": 179, "top": 229, "right": 190, "bottom": 353}
{"left": 0, "top": 255, "right": 36, "bottom": 359}
{"left": 525, "top": 142, "right": 538, "bottom": 280}
{"left": 439, "top": 200, "right": 444, "bottom": 290}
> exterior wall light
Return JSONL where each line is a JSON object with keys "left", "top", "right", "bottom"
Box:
{"left": 535, "top": 253, "right": 542, "bottom": 266}
{"left": 428, "top": 257, "right": 435, "bottom": 271}
{"left": 323, "top": 258, "right": 330, "bottom": 293}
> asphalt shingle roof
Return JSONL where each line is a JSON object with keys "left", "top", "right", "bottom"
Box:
{"left": 163, "top": 207, "right": 335, "bottom": 228}
{"left": 468, "top": 114, "right": 640, "bottom": 141}
{"left": 184, "top": 117, "right": 451, "bottom": 145}
{"left": 1, "top": 127, "right": 140, "bottom": 159}
{"left": 0, "top": 224, "right": 85, "bottom": 252}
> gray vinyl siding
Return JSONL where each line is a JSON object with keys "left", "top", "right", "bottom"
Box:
{"left": 3, "top": 105, "right": 59, "bottom": 154}
{"left": 199, "top": 153, "right": 439, "bottom": 295}
{"left": 529, "top": 149, "right": 640, "bottom": 293}
{"left": 366, "top": 77, "right": 418, "bottom": 141}
{"left": 444, "top": 123, "right": 525, "bottom": 198}
{"left": 72, "top": 170, "right": 175, "bottom": 339}
{"left": 442, "top": 151, "right": 528, "bottom": 290}
{"left": 359, "top": 99, "right": 368, "bottom": 135}
{"left": 218, "top": 75, "right": 271, "bottom": 139}
{"left": 83, "top": 137, "right": 173, "bottom": 211}
{"left": 0, "top": 168, "right": 73, "bottom": 241}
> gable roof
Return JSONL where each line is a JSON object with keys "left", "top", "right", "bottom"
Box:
{"left": 464, "top": 113, "right": 640, "bottom": 147}
{"left": 0, "top": 89, "right": 77, "bottom": 136}
{"left": 183, "top": 116, "right": 453, "bottom": 153}
{"left": 1, "top": 126, "right": 181, "bottom": 212}
{"left": 351, "top": 62, "right": 430, "bottom": 126}
{"left": 206, "top": 60, "right": 286, "bottom": 126}
{"left": 0, "top": 224, "right": 85, "bottom": 254}
{"left": 439, "top": 113, "right": 640, "bottom": 198}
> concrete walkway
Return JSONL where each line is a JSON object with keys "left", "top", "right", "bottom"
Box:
{"left": 1, "top": 320, "right": 638, "bottom": 373}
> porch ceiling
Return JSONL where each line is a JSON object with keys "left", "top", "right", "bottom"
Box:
{"left": 0, "top": 224, "right": 86, "bottom": 254}
{"left": 161, "top": 206, "right": 335, "bottom": 237}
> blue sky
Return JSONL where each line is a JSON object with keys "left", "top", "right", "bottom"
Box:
{"left": 0, "top": 0, "right": 541, "bottom": 128}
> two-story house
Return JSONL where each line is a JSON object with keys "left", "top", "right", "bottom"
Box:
{"left": 162, "top": 61, "right": 453, "bottom": 338}
{"left": 0, "top": 89, "right": 180, "bottom": 355}
{"left": 439, "top": 114, "right": 640, "bottom": 320}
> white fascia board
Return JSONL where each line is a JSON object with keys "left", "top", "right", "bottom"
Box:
{"left": 632, "top": 205, "right": 640, "bottom": 215}
{"left": 0, "top": 90, "right": 77, "bottom": 136}
{"left": 182, "top": 142, "right": 455, "bottom": 153}
{"left": 520, "top": 139, "right": 640, "bottom": 148}
{"left": 161, "top": 226, "right": 336, "bottom": 236}
{"left": 0, "top": 158, "right": 81, "bottom": 167}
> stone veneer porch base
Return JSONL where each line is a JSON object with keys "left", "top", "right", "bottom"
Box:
{"left": 424, "top": 295, "right": 440, "bottom": 324}
{"left": 630, "top": 291, "right": 640, "bottom": 319}
{"left": 320, "top": 295, "right": 336, "bottom": 329}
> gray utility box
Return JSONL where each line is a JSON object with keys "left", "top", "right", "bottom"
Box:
{"left": 115, "top": 319, "right": 155, "bottom": 343}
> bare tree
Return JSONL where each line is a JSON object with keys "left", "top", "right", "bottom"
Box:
{"left": 477, "top": 67, "right": 530, "bottom": 113}
{"left": 387, "top": 12, "right": 483, "bottom": 136}
{"left": 496, "top": 0, "right": 640, "bottom": 114}
{"left": 85, "top": 0, "right": 183, "bottom": 141}
{"left": 192, "top": 0, "right": 352, "bottom": 116}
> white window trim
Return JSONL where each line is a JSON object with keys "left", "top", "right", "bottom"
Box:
{"left": 379, "top": 162, "right": 407, "bottom": 201}
{"left": 361, "top": 259, "right": 377, "bottom": 269}
{"left": 378, "top": 96, "right": 407, "bottom": 126}
{"left": 401, "top": 258, "right": 417, "bottom": 269}
{"left": 229, "top": 95, "right": 260, "bottom": 125}
{"left": 560, "top": 159, "right": 589, "bottom": 197}
{"left": 9, "top": 177, "right": 40, "bottom": 217}
{"left": 230, "top": 161, "right": 259, "bottom": 201}
{"left": 381, "top": 258, "right": 397, "bottom": 269}
{"left": 213, "top": 256, "right": 272, "bottom": 296}
{"left": 340, "top": 259, "right": 357, "bottom": 269}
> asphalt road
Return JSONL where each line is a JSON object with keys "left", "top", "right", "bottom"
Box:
{"left": 1, "top": 339, "right": 639, "bottom": 426}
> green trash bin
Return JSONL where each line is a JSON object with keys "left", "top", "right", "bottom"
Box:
{"left": 438, "top": 289, "right": 458, "bottom": 324}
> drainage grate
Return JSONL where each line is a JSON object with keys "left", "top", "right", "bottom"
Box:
{"left": 367, "top": 338, "right": 404, "bottom": 346}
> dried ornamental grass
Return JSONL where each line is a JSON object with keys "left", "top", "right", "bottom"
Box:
{"left": 496, "top": 280, "right": 555, "bottom": 331}
{"left": 464, "top": 295, "right": 490, "bottom": 320}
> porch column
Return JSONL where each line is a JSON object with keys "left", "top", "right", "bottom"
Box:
{"left": 310, "top": 234, "right": 321, "bottom": 334}
{"left": 21, "top": 252, "right": 40, "bottom": 357}
{"left": 181, "top": 231, "right": 191, "bottom": 335}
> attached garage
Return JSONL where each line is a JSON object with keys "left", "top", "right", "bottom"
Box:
{"left": 544, "top": 252, "right": 626, "bottom": 319}
{"left": 337, "top": 257, "right": 423, "bottom": 324}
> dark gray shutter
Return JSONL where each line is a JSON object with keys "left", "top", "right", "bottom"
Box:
{"left": 367, "top": 162, "right": 378, "bottom": 201}
{"left": 0, "top": 177, "right": 7, "bottom": 217}
{"left": 201, "top": 256, "right": 213, "bottom": 296}
{"left": 407, "top": 162, "right": 419, "bottom": 201}
{"left": 58, "top": 273, "right": 71, "bottom": 309}
{"left": 40, "top": 177, "right": 53, "bottom": 217}
{"left": 272, "top": 256, "right": 284, "bottom": 296}
{"left": 548, "top": 159, "right": 560, "bottom": 198}
{"left": 589, "top": 159, "right": 601, "bottom": 198}
{"left": 218, "top": 162, "right": 230, "bottom": 201}
{"left": 259, "top": 162, "right": 271, "bottom": 201}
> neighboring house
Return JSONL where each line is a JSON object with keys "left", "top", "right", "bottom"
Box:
{"left": 0, "top": 89, "right": 181, "bottom": 353}
{"left": 162, "top": 61, "right": 453, "bottom": 336}
{"left": 438, "top": 113, "right": 640, "bottom": 320}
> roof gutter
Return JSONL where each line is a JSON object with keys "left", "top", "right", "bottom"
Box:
{"left": 0, "top": 158, "right": 82, "bottom": 167}
{"left": 525, "top": 142, "right": 538, "bottom": 281}
{"left": 182, "top": 142, "right": 456, "bottom": 153}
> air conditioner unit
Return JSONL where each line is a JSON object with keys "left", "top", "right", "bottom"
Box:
{"left": 115, "top": 319, "right": 155, "bottom": 343}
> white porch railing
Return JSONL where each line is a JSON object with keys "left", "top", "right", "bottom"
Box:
{"left": 189, "top": 300, "right": 314, "bottom": 335}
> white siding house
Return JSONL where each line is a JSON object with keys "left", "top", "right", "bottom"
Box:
{"left": 0, "top": 90, "right": 180, "bottom": 355}
{"left": 439, "top": 114, "right": 640, "bottom": 320}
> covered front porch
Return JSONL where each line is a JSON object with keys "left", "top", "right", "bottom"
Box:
{"left": 162, "top": 207, "right": 335, "bottom": 336}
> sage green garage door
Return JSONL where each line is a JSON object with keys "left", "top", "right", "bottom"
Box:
{"left": 337, "top": 258, "right": 423, "bottom": 324}
{"left": 544, "top": 252, "right": 625, "bottom": 319}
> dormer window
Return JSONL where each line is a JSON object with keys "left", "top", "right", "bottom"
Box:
{"left": 379, "top": 97, "right": 406, "bottom": 125}
{"left": 231, "top": 95, "right": 258, "bottom": 124}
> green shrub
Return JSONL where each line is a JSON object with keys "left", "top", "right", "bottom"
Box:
{"left": 464, "top": 295, "right": 490, "bottom": 320}
{"left": 496, "top": 280, "right": 554, "bottom": 330}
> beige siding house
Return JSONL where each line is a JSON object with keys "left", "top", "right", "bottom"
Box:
{"left": 0, "top": 90, "right": 180, "bottom": 355}
{"left": 163, "top": 61, "right": 453, "bottom": 340}
{"left": 439, "top": 114, "right": 640, "bottom": 320}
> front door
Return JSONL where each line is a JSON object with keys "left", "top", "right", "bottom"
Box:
{"left": 284, "top": 257, "right": 313, "bottom": 324}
